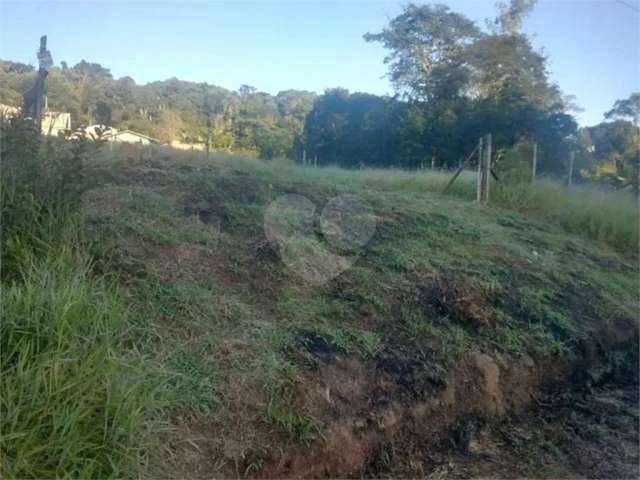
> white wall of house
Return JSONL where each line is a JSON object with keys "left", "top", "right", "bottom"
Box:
{"left": 111, "top": 131, "right": 154, "bottom": 144}
{"left": 170, "top": 139, "right": 205, "bottom": 151}
{"left": 0, "top": 103, "right": 19, "bottom": 116}
{"left": 42, "top": 112, "right": 71, "bottom": 136}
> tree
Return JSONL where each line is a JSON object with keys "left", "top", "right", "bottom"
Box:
{"left": 94, "top": 101, "right": 112, "bottom": 126}
{"left": 364, "top": 4, "right": 481, "bottom": 102}
{"left": 364, "top": 1, "right": 575, "bottom": 171}
{"left": 255, "top": 121, "right": 293, "bottom": 160}
{"left": 494, "top": 0, "right": 538, "bottom": 35}
{"left": 604, "top": 93, "right": 640, "bottom": 197}
{"left": 605, "top": 92, "right": 640, "bottom": 124}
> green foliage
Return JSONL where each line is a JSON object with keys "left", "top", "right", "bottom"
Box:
{"left": 0, "top": 252, "right": 155, "bottom": 478}
{"left": 0, "top": 119, "right": 159, "bottom": 478}
{"left": 0, "top": 60, "right": 316, "bottom": 158}
{"left": 164, "top": 345, "right": 221, "bottom": 414}
{"left": 310, "top": 1, "right": 577, "bottom": 172}
{"left": 580, "top": 118, "right": 640, "bottom": 187}
{"left": 0, "top": 117, "right": 97, "bottom": 280}
{"left": 493, "top": 179, "right": 639, "bottom": 251}
{"left": 263, "top": 399, "right": 323, "bottom": 444}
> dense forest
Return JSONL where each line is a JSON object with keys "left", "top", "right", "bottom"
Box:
{"left": 0, "top": 1, "right": 637, "bottom": 183}
{"left": 0, "top": 59, "right": 316, "bottom": 159}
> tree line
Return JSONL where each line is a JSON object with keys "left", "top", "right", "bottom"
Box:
{"left": 0, "top": 0, "right": 637, "bottom": 184}
{"left": 0, "top": 60, "right": 316, "bottom": 159}
{"left": 303, "top": 1, "right": 638, "bottom": 183}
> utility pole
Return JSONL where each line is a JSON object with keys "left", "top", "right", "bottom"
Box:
{"left": 22, "top": 35, "right": 53, "bottom": 132}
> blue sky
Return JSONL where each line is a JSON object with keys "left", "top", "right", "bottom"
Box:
{"left": 0, "top": 0, "right": 638, "bottom": 125}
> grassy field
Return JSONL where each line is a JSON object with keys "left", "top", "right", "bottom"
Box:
{"left": 2, "top": 144, "right": 638, "bottom": 477}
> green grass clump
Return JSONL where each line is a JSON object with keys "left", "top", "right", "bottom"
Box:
{"left": 0, "top": 254, "right": 155, "bottom": 478}
{"left": 263, "top": 399, "right": 324, "bottom": 444}
{"left": 493, "top": 180, "right": 639, "bottom": 252}
{"left": 218, "top": 155, "right": 637, "bottom": 253}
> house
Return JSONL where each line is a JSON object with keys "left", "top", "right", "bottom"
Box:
{"left": 0, "top": 102, "right": 71, "bottom": 137}
{"left": 71, "top": 126, "right": 157, "bottom": 145}
{"left": 42, "top": 111, "right": 71, "bottom": 136}
{"left": 0, "top": 103, "right": 19, "bottom": 117}
{"left": 169, "top": 139, "right": 205, "bottom": 151}
{"left": 110, "top": 130, "right": 158, "bottom": 145}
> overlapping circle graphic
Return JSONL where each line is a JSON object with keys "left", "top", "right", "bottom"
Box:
{"left": 264, "top": 193, "right": 376, "bottom": 285}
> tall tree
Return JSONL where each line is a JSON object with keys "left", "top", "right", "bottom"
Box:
{"left": 605, "top": 92, "right": 640, "bottom": 124}
{"left": 364, "top": 4, "right": 481, "bottom": 102}
{"left": 495, "top": 0, "right": 537, "bottom": 35}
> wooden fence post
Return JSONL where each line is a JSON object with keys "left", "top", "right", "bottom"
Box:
{"left": 478, "top": 134, "right": 491, "bottom": 205}
{"left": 568, "top": 150, "right": 575, "bottom": 186}
{"left": 476, "top": 136, "right": 483, "bottom": 203}
{"left": 442, "top": 143, "right": 480, "bottom": 194}
{"left": 532, "top": 142, "right": 537, "bottom": 181}
{"left": 483, "top": 134, "right": 492, "bottom": 204}
{"left": 634, "top": 148, "right": 639, "bottom": 201}
{"left": 302, "top": 149, "right": 306, "bottom": 166}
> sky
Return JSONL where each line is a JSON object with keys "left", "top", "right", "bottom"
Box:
{"left": 0, "top": 0, "right": 638, "bottom": 125}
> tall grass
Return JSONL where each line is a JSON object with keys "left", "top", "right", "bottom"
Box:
{"left": 492, "top": 179, "right": 639, "bottom": 252}
{"left": 1, "top": 252, "right": 154, "bottom": 478}
{"left": 238, "top": 157, "right": 637, "bottom": 253}
{"left": 126, "top": 147, "right": 637, "bottom": 252}
{"left": 235, "top": 157, "right": 636, "bottom": 252}
{"left": 1, "top": 119, "right": 157, "bottom": 477}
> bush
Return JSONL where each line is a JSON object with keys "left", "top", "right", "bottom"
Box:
{"left": 0, "top": 118, "right": 156, "bottom": 477}
{"left": 0, "top": 117, "right": 97, "bottom": 280}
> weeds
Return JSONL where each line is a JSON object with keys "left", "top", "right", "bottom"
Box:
{"left": 0, "top": 119, "right": 157, "bottom": 477}
{"left": 263, "top": 399, "right": 324, "bottom": 444}
{"left": 0, "top": 254, "right": 156, "bottom": 478}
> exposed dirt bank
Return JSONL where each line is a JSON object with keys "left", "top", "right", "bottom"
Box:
{"left": 258, "top": 340, "right": 637, "bottom": 478}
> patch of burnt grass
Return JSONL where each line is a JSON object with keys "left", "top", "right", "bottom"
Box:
{"left": 295, "top": 327, "right": 381, "bottom": 358}
{"left": 373, "top": 347, "right": 449, "bottom": 403}
{"left": 416, "top": 273, "right": 493, "bottom": 330}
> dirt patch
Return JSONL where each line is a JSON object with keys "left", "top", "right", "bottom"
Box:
{"left": 416, "top": 273, "right": 493, "bottom": 329}
{"left": 256, "top": 349, "right": 571, "bottom": 478}
{"left": 410, "top": 384, "right": 640, "bottom": 479}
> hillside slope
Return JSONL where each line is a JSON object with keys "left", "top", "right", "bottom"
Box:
{"left": 81, "top": 149, "right": 639, "bottom": 477}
